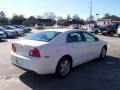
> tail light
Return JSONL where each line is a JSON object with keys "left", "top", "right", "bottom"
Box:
{"left": 29, "top": 48, "right": 41, "bottom": 57}
{"left": 12, "top": 43, "right": 16, "bottom": 52}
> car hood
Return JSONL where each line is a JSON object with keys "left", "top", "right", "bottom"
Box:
{"left": 14, "top": 39, "right": 48, "bottom": 47}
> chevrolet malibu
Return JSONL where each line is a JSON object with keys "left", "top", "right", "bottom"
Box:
{"left": 11, "top": 29, "right": 107, "bottom": 77}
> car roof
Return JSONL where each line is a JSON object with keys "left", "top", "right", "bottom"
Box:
{"left": 42, "top": 29, "right": 84, "bottom": 33}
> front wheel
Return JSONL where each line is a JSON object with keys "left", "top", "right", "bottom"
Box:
{"left": 94, "top": 30, "right": 98, "bottom": 35}
{"left": 100, "top": 47, "right": 107, "bottom": 59}
{"left": 55, "top": 57, "right": 72, "bottom": 78}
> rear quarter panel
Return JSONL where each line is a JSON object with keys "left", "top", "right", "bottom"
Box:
{"left": 37, "top": 32, "right": 72, "bottom": 72}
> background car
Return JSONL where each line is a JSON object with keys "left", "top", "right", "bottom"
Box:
{"left": 11, "top": 29, "right": 107, "bottom": 78}
{"left": 100, "top": 25, "right": 118, "bottom": 37}
{"left": 0, "top": 26, "right": 17, "bottom": 38}
{"left": 14, "top": 25, "right": 31, "bottom": 33}
{"left": 86, "top": 25, "right": 100, "bottom": 34}
{"left": 69, "top": 25, "right": 80, "bottom": 29}
{"left": 4, "top": 26, "right": 24, "bottom": 36}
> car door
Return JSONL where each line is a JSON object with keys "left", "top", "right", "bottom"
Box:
{"left": 66, "top": 31, "right": 90, "bottom": 66}
{"left": 82, "top": 32, "right": 101, "bottom": 60}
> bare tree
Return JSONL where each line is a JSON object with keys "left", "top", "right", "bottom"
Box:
{"left": 104, "top": 13, "right": 110, "bottom": 17}
{"left": 0, "top": 11, "right": 8, "bottom": 25}
{"left": 36, "top": 15, "right": 42, "bottom": 19}
{"left": 0, "top": 11, "right": 6, "bottom": 19}
{"left": 10, "top": 14, "right": 26, "bottom": 25}
{"left": 72, "top": 14, "right": 80, "bottom": 21}
{"left": 43, "top": 12, "right": 56, "bottom": 20}
{"left": 67, "top": 14, "right": 71, "bottom": 21}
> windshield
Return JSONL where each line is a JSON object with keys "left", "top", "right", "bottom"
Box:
{"left": 26, "top": 31, "right": 61, "bottom": 42}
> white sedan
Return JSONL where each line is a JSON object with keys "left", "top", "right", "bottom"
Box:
{"left": 11, "top": 29, "right": 107, "bottom": 77}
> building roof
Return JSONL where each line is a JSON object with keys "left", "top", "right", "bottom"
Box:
{"left": 97, "top": 19, "right": 112, "bottom": 21}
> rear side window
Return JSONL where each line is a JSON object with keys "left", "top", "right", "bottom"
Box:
{"left": 26, "top": 31, "right": 61, "bottom": 42}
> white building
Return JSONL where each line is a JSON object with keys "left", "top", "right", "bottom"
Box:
{"left": 97, "top": 19, "right": 120, "bottom": 26}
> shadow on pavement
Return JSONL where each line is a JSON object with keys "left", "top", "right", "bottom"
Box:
{"left": 0, "top": 39, "right": 8, "bottom": 43}
{"left": 20, "top": 56, "right": 120, "bottom": 90}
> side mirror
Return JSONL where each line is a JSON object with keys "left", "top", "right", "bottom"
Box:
{"left": 95, "top": 37, "right": 99, "bottom": 41}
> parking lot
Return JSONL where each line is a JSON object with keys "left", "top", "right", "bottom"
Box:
{"left": 0, "top": 31, "right": 120, "bottom": 90}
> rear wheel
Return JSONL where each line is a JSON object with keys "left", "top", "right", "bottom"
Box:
{"left": 118, "top": 34, "right": 120, "bottom": 37}
{"left": 55, "top": 57, "right": 72, "bottom": 78}
{"left": 14, "top": 32, "right": 18, "bottom": 38}
{"left": 16, "top": 32, "right": 18, "bottom": 36}
{"left": 4, "top": 33, "right": 8, "bottom": 38}
{"left": 109, "top": 32, "right": 114, "bottom": 37}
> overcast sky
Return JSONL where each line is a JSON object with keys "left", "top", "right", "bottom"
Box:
{"left": 0, "top": 0, "right": 120, "bottom": 19}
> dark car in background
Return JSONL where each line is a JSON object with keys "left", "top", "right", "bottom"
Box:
{"left": 100, "top": 25, "right": 119, "bottom": 37}
{"left": 14, "top": 25, "right": 31, "bottom": 33}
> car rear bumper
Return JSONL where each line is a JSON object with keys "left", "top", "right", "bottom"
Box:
{"left": 11, "top": 52, "right": 55, "bottom": 74}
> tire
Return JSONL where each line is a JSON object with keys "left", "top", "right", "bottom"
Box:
{"left": 55, "top": 57, "right": 72, "bottom": 78}
{"left": 118, "top": 34, "right": 120, "bottom": 37}
{"left": 110, "top": 32, "right": 114, "bottom": 37}
{"left": 13, "top": 32, "right": 18, "bottom": 38}
{"left": 95, "top": 30, "right": 98, "bottom": 35}
{"left": 100, "top": 46, "right": 107, "bottom": 59}
{"left": 16, "top": 32, "right": 18, "bottom": 36}
{"left": 4, "top": 33, "right": 8, "bottom": 38}
{"left": 102, "top": 32, "right": 106, "bottom": 36}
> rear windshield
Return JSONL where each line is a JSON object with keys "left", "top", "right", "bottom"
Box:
{"left": 26, "top": 31, "right": 61, "bottom": 42}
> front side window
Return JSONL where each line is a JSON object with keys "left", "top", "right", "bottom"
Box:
{"left": 67, "top": 32, "right": 83, "bottom": 43}
{"left": 83, "top": 32, "right": 96, "bottom": 42}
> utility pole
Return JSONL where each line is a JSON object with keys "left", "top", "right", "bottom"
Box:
{"left": 89, "top": 0, "right": 92, "bottom": 25}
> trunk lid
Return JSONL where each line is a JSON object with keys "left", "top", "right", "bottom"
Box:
{"left": 13, "top": 40, "right": 48, "bottom": 57}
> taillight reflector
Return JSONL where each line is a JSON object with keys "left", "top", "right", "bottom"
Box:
{"left": 29, "top": 48, "right": 40, "bottom": 57}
